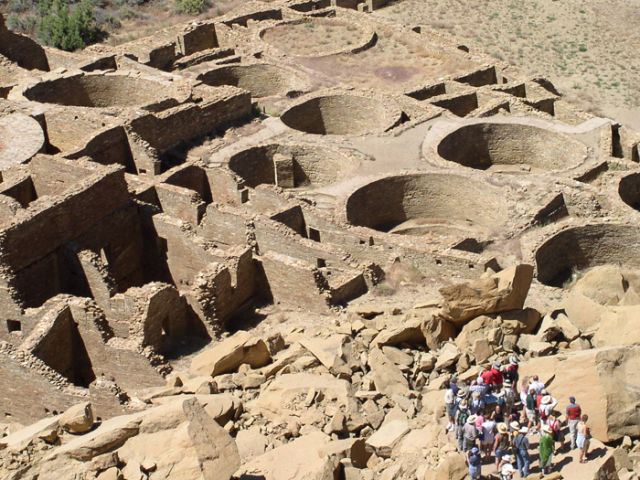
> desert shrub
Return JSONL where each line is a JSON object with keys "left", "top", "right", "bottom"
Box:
{"left": 6, "top": 12, "right": 38, "bottom": 32}
{"left": 94, "top": 7, "right": 121, "bottom": 29}
{"left": 175, "top": 0, "right": 209, "bottom": 15}
{"left": 37, "top": 0, "right": 101, "bottom": 51}
{"left": 8, "top": 0, "right": 34, "bottom": 13}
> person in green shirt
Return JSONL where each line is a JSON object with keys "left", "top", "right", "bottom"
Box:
{"left": 539, "top": 424, "right": 554, "bottom": 475}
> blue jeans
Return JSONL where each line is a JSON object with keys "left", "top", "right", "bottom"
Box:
{"left": 516, "top": 450, "right": 530, "bottom": 477}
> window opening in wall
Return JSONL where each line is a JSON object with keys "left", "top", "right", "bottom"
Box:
{"left": 6, "top": 319, "right": 21, "bottom": 333}
{"left": 309, "top": 227, "right": 321, "bottom": 242}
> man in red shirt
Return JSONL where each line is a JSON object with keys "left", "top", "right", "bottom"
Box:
{"left": 489, "top": 363, "right": 504, "bottom": 388}
{"left": 480, "top": 365, "right": 493, "bottom": 386}
{"left": 566, "top": 396, "right": 582, "bottom": 449}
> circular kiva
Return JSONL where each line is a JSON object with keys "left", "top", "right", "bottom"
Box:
{"left": 345, "top": 173, "right": 510, "bottom": 236}
{"left": 535, "top": 223, "right": 640, "bottom": 287}
{"left": 197, "top": 64, "right": 304, "bottom": 98}
{"left": 280, "top": 94, "right": 401, "bottom": 135}
{"left": 259, "top": 17, "right": 375, "bottom": 57}
{"left": 228, "top": 143, "right": 361, "bottom": 188}
{"left": 0, "top": 113, "right": 45, "bottom": 169}
{"left": 436, "top": 122, "right": 588, "bottom": 172}
{"left": 618, "top": 173, "right": 640, "bottom": 212}
{"left": 21, "top": 74, "right": 175, "bottom": 108}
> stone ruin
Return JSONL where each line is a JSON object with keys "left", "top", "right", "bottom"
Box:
{"left": 0, "top": 2, "right": 640, "bottom": 479}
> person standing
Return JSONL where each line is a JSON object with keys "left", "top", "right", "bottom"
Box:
{"left": 577, "top": 414, "right": 592, "bottom": 463}
{"left": 546, "top": 414, "right": 562, "bottom": 453}
{"left": 513, "top": 426, "right": 531, "bottom": 477}
{"left": 566, "top": 396, "right": 582, "bottom": 449}
{"left": 539, "top": 424, "right": 555, "bottom": 475}
{"left": 444, "top": 381, "right": 456, "bottom": 431}
{"left": 525, "top": 388, "right": 537, "bottom": 433}
{"left": 529, "top": 375, "right": 545, "bottom": 394}
{"left": 467, "top": 446, "right": 482, "bottom": 480}
{"left": 470, "top": 391, "right": 486, "bottom": 415}
{"left": 455, "top": 400, "right": 470, "bottom": 452}
{"left": 463, "top": 415, "right": 480, "bottom": 452}
{"left": 493, "top": 423, "right": 511, "bottom": 473}
{"left": 481, "top": 413, "right": 497, "bottom": 458}
{"left": 502, "top": 379, "right": 516, "bottom": 417}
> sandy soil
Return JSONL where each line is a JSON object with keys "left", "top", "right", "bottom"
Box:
{"left": 375, "top": 0, "right": 640, "bottom": 130}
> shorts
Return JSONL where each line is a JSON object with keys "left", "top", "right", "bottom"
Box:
{"left": 495, "top": 447, "right": 508, "bottom": 459}
{"left": 526, "top": 409, "right": 536, "bottom": 421}
{"left": 577, "top": 435, "right": 590, "bottom": 451}
{"left": 481, "top": 436, "right": 494, "bottom": 447}
{"left": 446, "top": 403, "right": 456, "bottom": 418}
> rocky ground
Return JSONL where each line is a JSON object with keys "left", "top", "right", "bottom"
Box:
{"left": 2, "top": 263, "right": 640, "bottom": 479}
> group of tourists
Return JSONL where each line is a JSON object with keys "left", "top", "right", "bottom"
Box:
{"left": 443, "top": 357, "right": 592, "bottom": 479}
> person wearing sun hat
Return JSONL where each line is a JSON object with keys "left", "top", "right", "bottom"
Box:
{"left": 513, "top": 425, "right": 531, "bottom": 477}
{"left": 493, "top": 422, "right": 511, "bottom": 472}
{"left": 500, "top": 462, "right": 517, "bottom": 480}
{"left": 539, "top": 424, "right": 555, "bottom": 475}
{"left": 455, "top": 399, "right": 470, "bottom": 451}
{"left": 463, "top": 414, "right": 479, "bottom": 452}
{"left": 539, "top": 394, "right": 558, "bottom": 426}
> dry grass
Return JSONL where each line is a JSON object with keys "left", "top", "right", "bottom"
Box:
{"left": 376, "top": 0, "right": 640, "bottom": 127}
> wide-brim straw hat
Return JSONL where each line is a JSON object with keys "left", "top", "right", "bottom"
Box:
{"left": 510, "top": 421, "right": 520, "bottom": 430}
{"left": 498, "top": 423, "right": 508, "bottom": 434}
{"left": 467, "top": 415, "right": 478, "bottom": 424}
{"left": 542, "top": 395, "right": 552, "bottom": 405}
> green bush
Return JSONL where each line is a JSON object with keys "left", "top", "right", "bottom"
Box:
{"left": 175, "top": 0, "right": 209, "bottom": 15}
{"left": 36, "top": 0, "right": 100, "bottom": 51}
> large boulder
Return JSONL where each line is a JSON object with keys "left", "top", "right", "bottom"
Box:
{"left": 118, "top": 398, "right": 240, "bottom": 480}
{"left": 365, "top": 419, "right": 410, "bottom": 458}
{"left": 367, "top": 347, "right": 410, "bottom": 396}
{"left": 191, "top": 331, "right": 271, "bottom": 377}
{"left": 424, "top": 451, "right": 467, "bottom": 480}
{"left": 59, "top": 402, "right": 94, "bottom": 434}
{"left": 372, "top": 317, "right": 425, "bottom": 348}
{"left": 299, "top": 334, "right": 351, "bottom": 373}
{"left": 252, "top": 373, "right": 351, "bottom": 416}
{"left": 233, "top": 432, "right": 335, "bottom": 480}
{"left": 34, "top": 398, "right": 240, "bottom": 480}
{"left": 419, "top": 314, "right": 456, "bottom": 350}
{"left": 520, "top": 346, "right": 640, "bottom": 442}
{"left": 439, "top": 264, "right": 534, "bottom": 325}
{"left": 572, "top": 265, "right": 627, "bottom": 305}
{"left": 591, "top": 306, "right": 640, "bottom": 348}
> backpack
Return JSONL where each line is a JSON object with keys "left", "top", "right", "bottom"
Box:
{"left": 457, "top": 409, "right": 469, "bottom": 427}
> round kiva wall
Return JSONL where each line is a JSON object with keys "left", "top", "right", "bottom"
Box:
{"left": 535, "top": 223, "right": 640, "bottom": 287}
{"left": 437, "top": 123, "right": 587, "bottom": 171}
{"left": 280, "top": 95, "right": 400, "bottom": 135}
{"left": 345, "top": 173, "right": 510, "bottom": 235}
{"left": 22, "top": 75, "right": 175, "bottom": 108}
